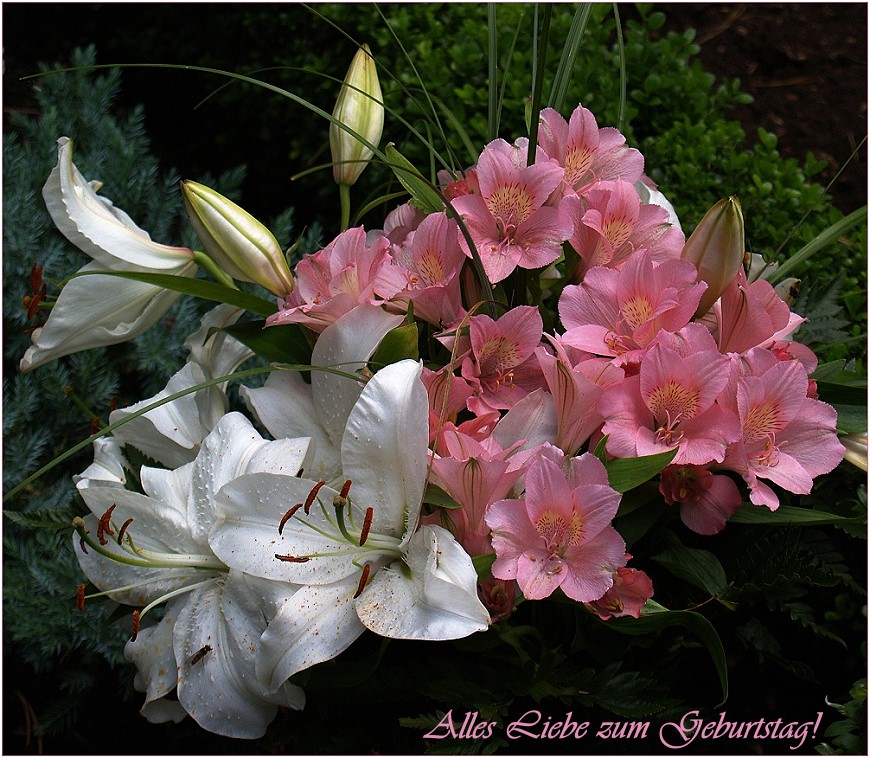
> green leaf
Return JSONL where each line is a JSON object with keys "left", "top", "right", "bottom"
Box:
{"left": 601, "top": 604, "right": 729, "bottom": 706}
{"left": 767, "top": 206, "right": 867, "bottom": 285}
{"left": 605, "top": 447, "right": 678, "bottom": 493}
{"left": 423, "top": 483, "right": 462, "bottom": 510}
{"left": 384, "top": 143, "right": 444, "bottom": 213}
{"left": 651, "top": 530, "right": 728, "bottom": 596}
{"left": 370, "top": 322, "right": 419, "bottom": 367}
{"left": 221, "top": 320, "right": 313, "bottom": 365}
{"left": 832, "top": 404, "right": 868, "bottom": 434}
{"left": 472, "top": 553, "right": 496, "bottom": 581}
{"left": 73, "top": 269, "right": 277, "bottom": 316}
{"left": 729, "top": 504, "right": 867, "bottom": 528}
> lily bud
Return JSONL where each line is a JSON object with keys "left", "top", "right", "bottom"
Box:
{"left": 181, "top": 181, "right": 295, "bottom": 296}
{"left": 681, "top": 196, "right": 745, "bottom": 318}
{"left": 330, "top": 44, "right": 384, "bottom": 186}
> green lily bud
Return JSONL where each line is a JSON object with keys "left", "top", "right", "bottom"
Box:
{"left": 181, "top": 181, "right": 295, "bottom": 296}
{"left": 681, "top": 196, "right": 745, "bottom": 318}
{"left": 330, "top": 44, "right": 384, "bottom": 187}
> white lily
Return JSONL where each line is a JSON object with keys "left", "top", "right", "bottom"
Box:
{"left": 635, "top": 179, "right": 682, "bottom": 232}
{"left": 211, "top": 360, "right": 491, "bottom": 691}
{"left": 73, "top": 412, "right": 311, "bottom": 738}
{"left": 109, "top": 304, "right": 254, "bottom": 468}
{"left": 21, "top": 137, "right": 197, "bottom": 372}
{"left": 242, "top": 303, "right": 404, "bottom": 483}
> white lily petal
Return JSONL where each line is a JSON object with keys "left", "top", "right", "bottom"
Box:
{"left": 311, "top": 304, "right": 405, "bottom": 446}
{"left": 183, "top": 304, "right": 254, "bottom": 387}
{"left": 355, "top": 525, "right": 490, "bottom": 640}
{"left": 140, "top": 463, "right": 194, "bottom": 520}
{"left": 125, "top": 600, "right": 186, "bottom": 724}
{"left": 341, "top": 359, "right": 428, "bottom": 539}
{"left": 73, "top": 515, "right": 212, "bottom": 607}
{"left": 44, "top": 137, "right": 194, "bottom": 270}
{"left": 73, "top": 437, "right": 128, "bottom": 488}
{"left": 20, "top": 260, "right": 195, "bottom": 372}
{"left": 111, "top": 363, "right": 213, "bottom": 468}
{"left": 634, "top": 180, "right": 682, "bottom": 232}
{"left": 187, "top": 413, "right": 312, "bottom": 543}
{"left": 173, "top": 575, "right": 301, "bottom": 739}
{"left": 257, "top": 578, "right": 365, "bottom": 691}
{"left": 212, "top": 473, "right": 359, "bottom": 584}
{"left": 242, "top": 371, "right": 342, "bottom": 484}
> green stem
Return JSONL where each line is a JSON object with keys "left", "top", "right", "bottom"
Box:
{"left": 62, "top": 385, "right": 104, "bottom": 428}
{"left": 192, "top": 250, "right": 237, "bottom": 289}
{"left": 339, "top": 183, "right": 352, "bottom": 232}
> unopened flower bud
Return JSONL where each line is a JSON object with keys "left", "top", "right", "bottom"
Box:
{"left": 330, "top": 44, "right": 384, "bottom": 187}
{"left": 681, "top": 196, "right": 744, "bottom": 317}
{"left": 181, "top": 181, "right": 295, "bottom": 296}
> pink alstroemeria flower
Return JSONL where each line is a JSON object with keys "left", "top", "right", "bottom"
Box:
{"left": 535, "top": 339, "right": 624, "bottom": 456}
{"left": 461, "top": 305, "right": 545, "bottom": 414}
{"left": 428, "top": 430, "right": 531, "bottom": 558}
{"left": 559, "top": 250, "right": 706, "bottom": 363}
{"left": 659, "top": 464, "right": 743, "bottom": 535}
{"left": 567, "top": 179, "right": 685, "bottom": 280}
{"left": 537, "top": 105, "right": 644, "bottom": 195}
{"left": 714, "top": 267, "right": 793, "bottom": 354}
{"left": 451, "top": 139, "right": 573, "bottom": 284}
{"left": 587, "top": 562, "right": 654, "bottom": 620}
{"left": 268, "top": 227, "right": 405, "bottom": 332}
{"left": 724, "top": 356, "right": 845, "bottom": 510}
{"left": 598, "top": 338, "right": 741, "bottom": 465}
{"left": 486, "top": 454, "right": 625, "bottom": 602}
{"left": 391, "top": 212, "right": 467, "bottom": 329}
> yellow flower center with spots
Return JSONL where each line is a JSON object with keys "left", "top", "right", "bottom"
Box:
{"left": 620, "top": 296, "right": 654, "bottom": 331}
{"left": 744, "top": 402, "right": 782, "bottom": 443}
{"left": 486, "top": 183, "right": 534, "bottom": 227}
{"left": 535, "top": 508, "right": 584, "bottom": 550}
{"left": 416, "top": 250, "right": 444, "bottom": 287}
{"left": 564, "top": 145, "right": 594, "bottom": 187}
{"left": 602, "top": 215, "right": 633, "bottom": 248}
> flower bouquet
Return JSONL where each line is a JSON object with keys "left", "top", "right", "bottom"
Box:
{"left": 6, "top": 5, "right": 867, "bottom": 754}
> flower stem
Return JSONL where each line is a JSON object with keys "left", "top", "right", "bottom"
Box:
{"left": 192, "top": 250, "right": 238, "bottom": 289}
{"left": 339, "top": 183, "right": 352, "bottom": 232}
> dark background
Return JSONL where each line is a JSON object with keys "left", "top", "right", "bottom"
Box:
{"left": 4, "top": 3, "right": 867, "bottom": 220}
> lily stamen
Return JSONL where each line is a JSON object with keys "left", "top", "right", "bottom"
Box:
{"left": 304, "top": 481, "right": 326, "bottom": 515}
{"left": 353, "top": 563, "right": 372, "bottom": 598}
{"left": 279, "top": 503, "right": 303, "bottom": 535}
{"left": 275, "top": 553, "right": 310, "bottom": 563}
{"left": 359, "top": 507, "right": 374, "bottom": 546}
{"left": 97, "top": 504, "right": 117, "bottom": 545}
{"left": 116, "top": 518, "right": 134, "bottom": 545}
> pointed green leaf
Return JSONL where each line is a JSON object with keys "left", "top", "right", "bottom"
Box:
{"left": 384, "top": 143, "right": 444, "bottom": 213}
{"left": 221, "top": 320, "right": 312, "bottom": 365}
{"left": 605, "top": 447, "right": 678, "bottom": 493}
{"left": 370, "top": 322, "right": 419, "bottom": 367}
{"left": 729, "top": 504, "right": 867, "bottom": 527}
{"left": 601, "top": 604, "right": 729, "bottom": 706}
{"left": 651, "top": 530, "right": 728, "bottom": 596}
{"left": 71, "top": 269, "right": 277, "bottom": 316}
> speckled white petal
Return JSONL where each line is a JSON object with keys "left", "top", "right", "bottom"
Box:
{"left": 173, "top": 577, "right": 297, "bottom": 739}
{"left": 187, "top": 413, "right": 312, "bottom": 543}
{"left": 211, "top": 473, "right": 358, "bottom": 584}
{"left": 355, "top": 525, "right": 490, "bottom": 640}
{"left": 311, "top": 304, "right": 405, "bottom": 446}
{"left": 257, "top": 578, "right": 365, "bottom": 691}
{"left": 341, "top": 359, "right": 428, "bottom": 540}
{"left": 125, "top": 598, "right": 187, "bottom": 724}
{"left": 242, "top": 371, "right": 342, "bottom": 484}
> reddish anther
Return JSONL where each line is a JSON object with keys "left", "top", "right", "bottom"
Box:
{"left": 97, "top": 504, "right": 117, "bottom": 545}
{"left": 131, "top": 610, "right": 141, "bottom": 641}
{"left": 75, "top": 583, "right": 85, "bottom": 611}
{"left": 359, "top": 507, "right": 374, "bottom": 546}
{"left": 79, "top": 531, "right": 90, "bottom": 554}
{"left": 353, "top": 563, "right": 372, "bottom": 598}
{"left": 274, "top": 553, "right": 310, "bottom": 563}
{"left": 340, "top": 479, "right": 353, "bottom": 499}
{"left": 304, "top": 481, "right": 326, "bottom": 515}
{"left": 278, "top": 503, "right": 303, "bottom": 535}
{"left": 116, "top": 518, "right": 134, "bottom": 545}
